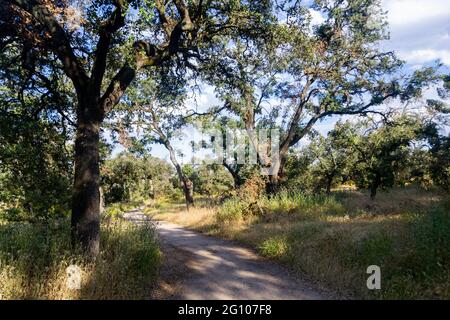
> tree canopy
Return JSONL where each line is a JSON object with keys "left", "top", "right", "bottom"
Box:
{"left": 0, "top": 0, "right": 447, "bottom": 255}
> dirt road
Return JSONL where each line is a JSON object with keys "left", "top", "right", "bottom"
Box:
{"left": 123, "top": 209, "right": 324, "bottom": 300}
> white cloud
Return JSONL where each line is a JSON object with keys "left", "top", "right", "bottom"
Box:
{"left": 309, "top": 9, "right": 325, "bottom": 26}
{"left": 382, "top": 0, "right": 450, "bottom": 66}
{"left": 440, "top": 33, "right": 450, "bottom": 41}
{"left": 399, "top": 49, "right": 450, "bottom": 66}
{"left": 384, "top": 0, "right": 450, "bottom": 27}
{"left": 186, "top": 85, "right": 220, "bottom": 112}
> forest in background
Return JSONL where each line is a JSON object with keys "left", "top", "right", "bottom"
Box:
{"left": 0, "top": 0, "right": 449, "bottom": 299}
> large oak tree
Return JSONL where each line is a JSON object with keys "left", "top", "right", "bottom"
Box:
{"left": 1, "top": 0, "right": 272, "bottom": 255}
{"left": 202, "top": 0, "right": 438, "bottom": 191}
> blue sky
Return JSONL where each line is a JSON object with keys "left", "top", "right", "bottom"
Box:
{"left": 112, "top": 0, "right": 450, "bottom": 162}
{"left": 383, "top": 0, "right": 450, "bottom": 66}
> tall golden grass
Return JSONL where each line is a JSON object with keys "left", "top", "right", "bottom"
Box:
{"left": 0, "top": 218, "right": 160, "bottom": 299}
{"left": 149, "top": 187, "right": 450, "bottom": 299}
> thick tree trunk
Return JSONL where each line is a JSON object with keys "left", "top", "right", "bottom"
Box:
{"left": 71, "top": 104, "right": 101, "bottom": 257}
{"left": 370, "top": 174, "right": 380, "bottom": 200}
{"left": 266, "top": 174, "right": 280, "bottom": 194}
{"left": 326, "top": 176, "right": 333, "bottom": 194}
{"left": 231, "top": 175, "right": 242, "bottom": 189}
{"left": 222, "top": 162, "right": 243, "bottom": 189}
{"left": 370, "top": 183, "right": 378, "bottom": 200}
{"left": 265, "top": 149, "right": 287, "bottom": 194}
{"left": 181, "top": 176, "right": 194, "bottom": 205}
{"left": 176, "top": 164, "right": 194, "bottom": 208}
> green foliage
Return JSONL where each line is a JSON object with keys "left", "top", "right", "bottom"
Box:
{"left": 284, "top": 102, "right": 449, "bottom": 194}
{"left": 214, "top": 189, "right": 450, "bottom": 299}
{"left": 287, "top": 115, "right": 425, "bottom": 198}
{"left": 419, "top": 123, "right": 450, "bottom": 191}
{"left": 217, "top": 189, "right": 347, "bottom": 223}
{"left": 282, "top": 151, "right": 315, "bottom": 191}
{"left": 187, "top": 163, "right": 234, "bottom": 197}
{"left": 0, "top": 218, "right": 160, "bottom": 299}
{"left": 259, "top": 236, "right": 289, "bottom": 258}
{"left": 0, "top": 104, "right": 72, "bottom": 221}
{"left": 101, "top": 152, "right": 176, "bottom": 204}
{"left": 216, "top": 173, "right": 266, "bottom": 222}
{"left": 304, "top": 127, "right": 353, "bottom": 193}
{"left": 0, "top": 28, "right": 74, "bottom": 222}
{"left": 216, "top": 197, "right": 249, "bottom": 223}
{"left": 348, "top": 117, "right": 422, "bottom": 197}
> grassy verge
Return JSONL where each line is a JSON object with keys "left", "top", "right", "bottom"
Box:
{"left": 150, "top": 187, "right": 450, "bottom": 299}
{"left": 0, "top": 216, "right": 160, "bottom": 299}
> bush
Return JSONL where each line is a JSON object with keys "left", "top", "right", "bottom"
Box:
{"left": 101, "top": 153, "right": 175, "bottom": 205}
{"left": 216, "top": 197, "right": 248, "bottom": 223}
{"left": 216, "top": 174, "right": 266, "bottom": 223}
{"left": 259, "top": 190, "right": 347, "bottom": 217}
{"left": 259, "top": 236, "right": 289, "bottom": 258}
{"left": 0, "top": 116, "right": 72, "bottom": 222}
{"left": 216, "top": 189, "right": 349, "bottom": 225}
{"left": 213, "top": 187, "right": 450, "bottom": 299}
{"left": 0, "top": 218, "right": 160, "bottom": 299}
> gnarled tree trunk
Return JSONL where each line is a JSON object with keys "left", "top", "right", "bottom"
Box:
{"left": 71, "top": 102, "right": 101, "bottom": 257}
{"left": 222, "top": 161, "right": 244, "bottom": 189}
{"left": 266, "top": 174, "right": 280, "bottom": 194}
{"left": 265, "top": 148, "right": 287, "bottom": 194}
{"left": 176, "top": 163, "right": 195, "bottom": 208}
{"left": 166, "top": 142, "right": 194, "bottom": 208}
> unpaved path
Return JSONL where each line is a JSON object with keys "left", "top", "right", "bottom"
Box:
{"left": 123, "top": 208, "right": 324, "bottom": 300}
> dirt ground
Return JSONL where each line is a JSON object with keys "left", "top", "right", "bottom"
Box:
{"left": 124, "top": 208, "right": 327, "bottom": 300}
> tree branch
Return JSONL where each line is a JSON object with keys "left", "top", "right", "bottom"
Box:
{"left": 90, "top": 1, "right": 126, "bottom": 96}
{"left": 280, "top": 78, "right": 315, "bottom": 150}
{"left": 183, "top": 105, "right": 227, "bottom": 120}
{"left": 99, "top": 64, "right": 136, "bottom": 118}
{"left": 9, "top": 0, "right": 89, "bottom": 92}
{"left": 284, "top": 88, "right": 398, "bottom": 149}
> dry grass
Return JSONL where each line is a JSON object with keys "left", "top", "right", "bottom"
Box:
{"left": 149, "top": 187, "right": 450, "bottom": 299}
{"left": 335, "top": 186, "right": 442, "bottom": 215}
{"left": 0, "top": 218, "right": 160, "bottom": 300}
{"left": 148, "top": 200, "right": 217, "bottom": 233}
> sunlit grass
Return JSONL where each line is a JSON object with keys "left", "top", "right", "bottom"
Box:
{"left": 0, "top": 218, "right": 160, "bottom": 299}
{"left": 152, "top": 186, "right": 450, "bottom": 299}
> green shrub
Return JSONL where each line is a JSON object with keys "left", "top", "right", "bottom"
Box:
{"left": 101, "top": 153, "right": 176, "bottom": 205}
{"left": 216, "top": 190, "right": 349, "bottom": 224}
{"left": 214, "top": 190, "right": 450, "bottom": 299}
{"left": 0, "top": 218, "right": 160, "bottom": 299}
{"left": 216, "top": 198, "right": 248, "bottom": 223}
{"left": 258, "top": 190, "right": 347, "bottom": 218}
{"left": 259, "top": 236, "right": 289, "bottom": 258}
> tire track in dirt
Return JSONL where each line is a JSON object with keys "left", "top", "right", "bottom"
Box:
{"left": 123, "top": 208, "right": 324, "bottom": 300}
